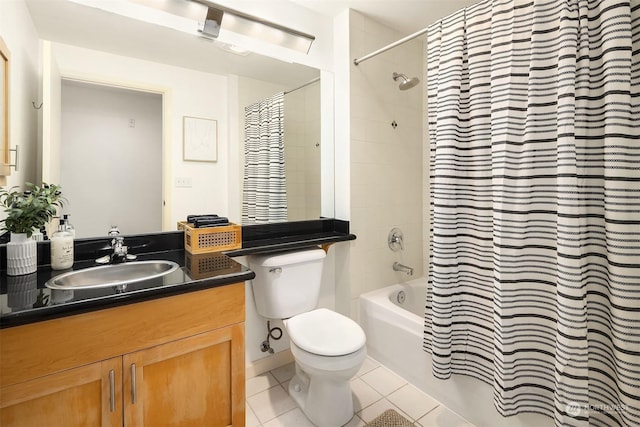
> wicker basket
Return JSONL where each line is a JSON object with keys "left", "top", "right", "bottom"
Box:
{"left": 178, "top": 221, "right": 242, "bottom": 254}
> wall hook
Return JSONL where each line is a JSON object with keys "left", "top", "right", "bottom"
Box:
{"left": 32, "top": 101, "right": 43, "bottom": 110}
{"left": 391, "top": 120, "right": 398, "bottom": 129}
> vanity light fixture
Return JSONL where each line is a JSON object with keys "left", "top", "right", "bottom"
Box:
{"left": 194, "top": 1, "right": 315, "bottom": 54}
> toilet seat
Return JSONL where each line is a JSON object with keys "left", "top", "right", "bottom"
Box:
{"left": 285, "top": 308, "right": 366, "bottom": 356}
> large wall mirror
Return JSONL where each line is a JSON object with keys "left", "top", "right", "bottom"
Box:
{"left": 23, "top": 0, "right": 334, "bottom": 238}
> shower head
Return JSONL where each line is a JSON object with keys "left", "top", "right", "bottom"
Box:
{"left": 392, "top": 72, "right": 420, "bottom": 90}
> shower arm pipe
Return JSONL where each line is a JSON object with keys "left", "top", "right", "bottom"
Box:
{"left": 284, "top": 77, "right": 321, "bottom": 94}
{"left": 353, "top": 26, "right": 429, "bottom": 66}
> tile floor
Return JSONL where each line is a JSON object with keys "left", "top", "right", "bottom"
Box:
{"left": 246, "top": 356, "right": 476, "bottom": 427}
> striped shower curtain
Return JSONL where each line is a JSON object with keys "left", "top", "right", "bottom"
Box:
{"left": 242, "top": 92, "right": 288, "bottom": 224}
{"left": 424, "top": 1, "right": 639, "bottom": 426}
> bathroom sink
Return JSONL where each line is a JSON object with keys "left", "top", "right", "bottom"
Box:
{"left": 45, "top": 260, "right": 180, "bottom": 290}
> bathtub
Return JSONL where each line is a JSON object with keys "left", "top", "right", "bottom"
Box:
{"left": 359, "top": 278, "right": 551, "bottom": 427}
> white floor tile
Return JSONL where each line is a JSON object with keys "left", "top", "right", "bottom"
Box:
{"left": 417, "top": 406, "right": 475, "bottom": 427}
{"left": 356, "top": 356, "right": 380, "bottom": 377}
{"left": 262, "top": 408, "right": 315, "bottom": 427}
{"left": 387, "top": 383, "right": 440, "bottom": 421}
{"left": 247, "top": 372, "right": 279, "bottom": 397}
{"left": 245, "top": 402, "right": 261, "bottom": 427}
{"left": 351, "top": 377, "right": 383, "bottom": 412}
{"left": 271, "top": 362, "right": 296, "bottom": 383}
{"left": 246, "top": 385, "right": 298, "bottom": 424}
{"left": 360, "top": 365, "right": 408, "bottom": 397}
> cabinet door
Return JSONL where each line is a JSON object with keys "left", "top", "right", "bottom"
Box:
{"left": 124, "top": 323, "right": 245, "bottom": 427}
{"left": 0, "top": 357, "right": 122, "bottom": 427}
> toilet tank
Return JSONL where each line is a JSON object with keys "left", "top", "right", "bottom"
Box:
{"left": 248, "top": 248, "right": 326, "bottom": 319}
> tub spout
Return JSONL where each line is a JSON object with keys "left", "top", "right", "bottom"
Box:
{"left": 393, "top": 262, "right": 413, "bottom": 276}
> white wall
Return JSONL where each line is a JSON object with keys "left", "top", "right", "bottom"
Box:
{"left": 0, "top": 0, "right": 40, "bottom": 192}
{"left": 50, "top": 42, "right": 229, "bottom": 231}
{"left": 348, "top": 11, "right": 425, "bottom": 314}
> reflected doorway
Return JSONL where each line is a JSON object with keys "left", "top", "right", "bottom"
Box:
{"left": 61, "top": 80, "right": 162, "bottom": 238}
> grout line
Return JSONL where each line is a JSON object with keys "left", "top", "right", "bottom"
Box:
{"left": 423, "top": 404, "right": 440, "bottom": 417}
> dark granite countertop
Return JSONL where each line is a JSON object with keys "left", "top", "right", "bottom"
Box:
{"left": 227, "top": 218, "right": 356, "bottom": 256}
{"left": 0, "top": 218, "right": 355, "bottom": 328}
{"left": 0, "top": 250, "right": 254, "bottom": 328}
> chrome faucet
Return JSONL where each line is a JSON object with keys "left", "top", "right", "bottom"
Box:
{"left": 110, "top": 236, "right": 129, "bottom": 264}
{"left": 393, "top": 262, "right": 413, "bottom": 276}
{"left": 96, "top": 226, "right": 137, "bottom": 264}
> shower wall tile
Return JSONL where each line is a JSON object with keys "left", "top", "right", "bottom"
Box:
{"left": 349, "top": 10, "right": 425, "bottom": 309}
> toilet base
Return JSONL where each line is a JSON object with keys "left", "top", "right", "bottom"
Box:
{"left": 288, "top": 364, "right": 355, "bottom": 427}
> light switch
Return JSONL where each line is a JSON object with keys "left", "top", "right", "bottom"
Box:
{"left": 175, "top": 177, "right": 192, "bottom": 188}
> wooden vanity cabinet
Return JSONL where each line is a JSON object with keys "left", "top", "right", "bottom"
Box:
{"left": 0, "top": 357, "right": 123, "bottom": 427}
{"left": 0, "top": 282, "right": 245, "bottom": 427}
{"left": 123, "top": 324, "right": 244, "bottom": 427}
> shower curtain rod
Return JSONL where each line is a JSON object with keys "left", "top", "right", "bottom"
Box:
{"left": 284, "top": 77, "right": 320, "bottom": 94}
{"left": 353, "top": 26, "right": 429, "bottom": 65}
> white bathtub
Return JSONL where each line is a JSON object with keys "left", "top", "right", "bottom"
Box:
{"left": 359, "top": 278, "right": 551, "bottom": 427}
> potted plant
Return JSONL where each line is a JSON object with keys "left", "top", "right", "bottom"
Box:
{"left": 1, "top": 183, "right": 65, "bottom": 275}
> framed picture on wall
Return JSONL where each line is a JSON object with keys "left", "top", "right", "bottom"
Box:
{"left": 183, "top": 116, "right": 217, "bottom": 162}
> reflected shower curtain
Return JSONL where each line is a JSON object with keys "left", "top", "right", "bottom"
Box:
{"left": 424, "top": 1, "right": 639, "bottom": 426}
{"left": 242, "top": 92, "right": 288, "bottom": 224}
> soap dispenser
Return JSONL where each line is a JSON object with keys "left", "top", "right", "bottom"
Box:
{"left": 63, "top": 214, "right": 76, "bottom": 238}
{"left": 51, "top": 219, "right": 74, "bottom": 270}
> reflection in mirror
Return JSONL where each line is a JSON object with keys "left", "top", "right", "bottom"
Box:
{"left": 242, "top": 79, "right": 320, "bottom": 225}
{"left": 61, "top": 80, "right": 163, "bottom": 238}
{"left": 20, "top": 1, "right": 332, "bottom": 239}
{"left": 283, "top": 80, "right": 321, "bottom": 222}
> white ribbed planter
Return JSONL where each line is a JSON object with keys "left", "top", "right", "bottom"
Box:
{"left": 6, "top": 233, "right": 38, "bottom": 276}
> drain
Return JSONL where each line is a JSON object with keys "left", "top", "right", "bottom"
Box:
{"left": 397, "top": 290, "right": 406, "bottom": 304}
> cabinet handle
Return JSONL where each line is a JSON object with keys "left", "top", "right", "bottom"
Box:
{"left": 109, "top": 369, "right": 115, "bottom": 412}
{"left": 131, "top": 363, "right": 137, "bottom": 404}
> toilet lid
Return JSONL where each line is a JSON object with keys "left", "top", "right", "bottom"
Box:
{"left": 286, "top": 308, "right": 366, "bottom": 356}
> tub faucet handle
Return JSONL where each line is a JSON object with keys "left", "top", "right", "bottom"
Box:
{"left": 388, "top": 228, "right": 404, "bottom": 251}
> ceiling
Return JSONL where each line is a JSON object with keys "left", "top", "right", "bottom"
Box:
{"left": 24, "top": 0, "right": 478, "bottom": 87}
{"left": 288, "top": 0, "right": 479, "bottom": 35}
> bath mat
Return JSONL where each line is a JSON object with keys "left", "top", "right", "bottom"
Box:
{"left": 366, "top": 409, "right": 414, "bottom": 427}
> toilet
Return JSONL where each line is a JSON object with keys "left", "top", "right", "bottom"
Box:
{"left": 248, "top": 248, "right": 367, "bottom": 427}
